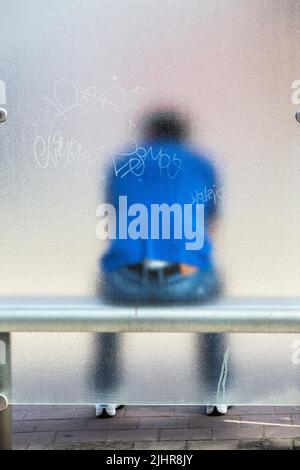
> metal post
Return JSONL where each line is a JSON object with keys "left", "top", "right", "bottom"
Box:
{"left": 0, "top": 333, "right": 12, "bottom": 450}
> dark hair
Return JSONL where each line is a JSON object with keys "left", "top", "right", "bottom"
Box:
{"left": 142, "top": 109, "right": 190, "bottom": 142}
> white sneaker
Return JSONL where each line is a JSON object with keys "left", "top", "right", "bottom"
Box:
{"left": 206, "top": 405, "right": 228, "bottom": 415}
{"left": 95, "top": 404, "right": 122, "bottom": 418}
{"left": 105, "top": 404, "right": 117, "bottom": 417}
{"left": 95, "top": 404, "right": 105, "bottom": 417}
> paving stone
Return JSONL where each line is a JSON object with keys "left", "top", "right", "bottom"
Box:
{"left": 262, "top": 439, "right": 293, "bottom": 450}
{"left": 239, "top": 439, "right": 293, "bottom": 450}
{"left": 187, "top": 440, "right": 240, "bottom": 450}
{"left": 27, "top": 442, "right": 134, "bottom": 450}
{"left": 134, "top": 441, "right": 186, "bottom": 450}
{"left": 273, "top": 406, "right": 300, "bottom": 414}
{"left": 264, "top": 425, "right": 300, "bottom": 439}
{"left": 26, "top": 444, "right": 55, "bottom": 450}
{"left": 13, "top": 420, "right": 37, "bottom": 433}
{"left": 239, "top": 414, "right": 291, "bottom": 426}
{"left": 87, "top": 417, "right": 139, "bottom": 430}
{"left": 24, "top": 406, "right": 75, "bottom": 420}
{"left": 229, "top": 406, "right": 273, "bottom": 415}
{"left": 292, "top": 438, "right": 300, "bottom": 449}
{"left": 189, "top": 415, "right": 240, "bottom": 428}
{"left": 89, "top": 441, "right": 135, "bottom": 450}
{"left": 55, "top": 430, "right": 108, "bottom": 443}
{"left": 12, "top": 444, "right": 29, "bottom": 450}
{"left": 107, "top": 429, "right": 159, "bottom": 442}
{"left": 291, "top": 414, "right": 300, "bottom": 424}
{"left": 85, "top": 441, "right": 134, "bottom": 450}
{"left": 174, "top": 406, "right": 206, "bottom": 416}
{"left": 12, "top": 410, "right": 26, "bottom": 421}
{"left": 139, "top": 417, "right": 188, "bottom": 429}
{"left": 238, "top": 421, "right": 269, "bottom": 429}
{"left": 159, "top": 428, "right": 211, "bottom": 441}
{"left": 12, "top": 405, "right": 300, "bottom": 450}
{"left": 13, "top": 432, "right": 56, "bottom": 446}
{"left": 239, "top": 439, "right": 264, "bottom": 450}
{"left": 73, "top": 407, "right": 97, "bottom": 419}
{"left": 124, "top": 406, "right": 175, "bottom": 417}
{"left": 212, "top": 426, "right": 263, "bottom": 440}
{"left": 36, "top": 418, "right": 88, "bottom": 432}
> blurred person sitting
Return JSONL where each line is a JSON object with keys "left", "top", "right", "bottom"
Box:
{"left": 96, "top": 108, "right": 226, "bottom": 417}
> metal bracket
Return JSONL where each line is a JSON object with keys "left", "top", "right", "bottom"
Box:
{"left": 0, "top": 395, "right": 8, "bottom": 412}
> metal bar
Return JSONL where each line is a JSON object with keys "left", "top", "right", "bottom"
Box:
{"left": 0, "top": 298, "right": 300, "bottom": 333}
{"left": 0, "top": 333, "right": 12, "bottom": 450}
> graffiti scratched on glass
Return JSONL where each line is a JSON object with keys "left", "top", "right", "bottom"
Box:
{"left": 112, "top": 139, "right": 183, "bottom": 180}
{"left": 33, "top": 79, "right": 149, "bottom": 185}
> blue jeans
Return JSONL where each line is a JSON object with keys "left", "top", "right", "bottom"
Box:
{"left": 101, "top": 265, "right": 221, "bottom": 305}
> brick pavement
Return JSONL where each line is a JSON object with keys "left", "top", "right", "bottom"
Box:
{"left": 11, "top": 405, "right": 300, "bottom": 450}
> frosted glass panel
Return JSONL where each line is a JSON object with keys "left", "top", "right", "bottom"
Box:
{"left": 11, "top": 332, "right": 300, "bottom": 404}
{"left": 0, "top": 0, "right": 299, "bottom": 296}
{"left": 1, "top": 1, "right": 300, "bottom": 406}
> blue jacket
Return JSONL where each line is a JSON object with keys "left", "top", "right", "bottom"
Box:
{"left": 100, "top": 139, "right": 220, "bottom": 272}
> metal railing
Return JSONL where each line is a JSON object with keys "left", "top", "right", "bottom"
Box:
{"left": 1, "top": 297, "right": 300, "bottom": 333}
{"left": 1, "top": 296, "right": 300, "bottom": 449}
